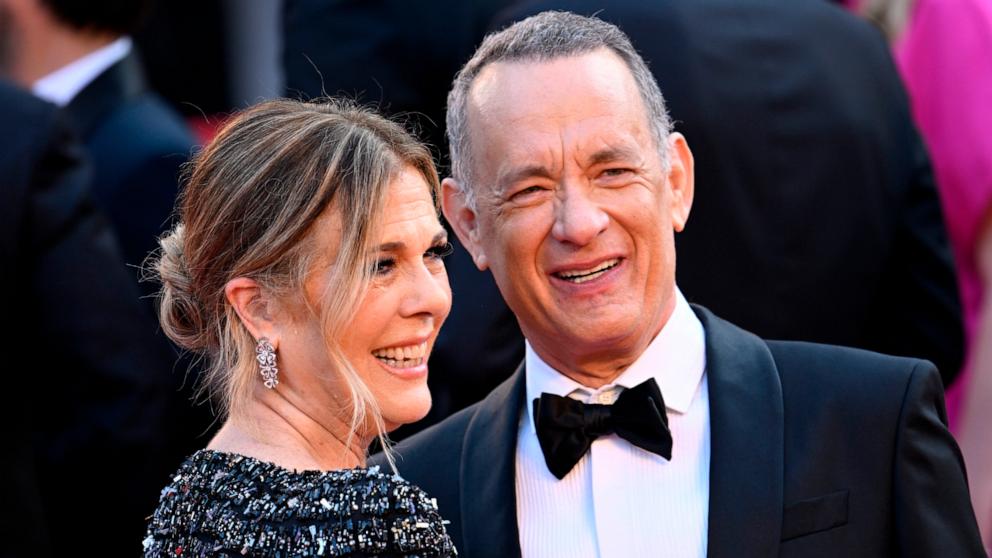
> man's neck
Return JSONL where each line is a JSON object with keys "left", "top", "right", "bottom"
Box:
{"left": 526, "top": 296, "right": 676, "bottom": 389}
{"left": 530, "top": 347, "right": 641, "bottom": 389}
{"left": 12, "top": 25, "right": 116, "bottom": 86}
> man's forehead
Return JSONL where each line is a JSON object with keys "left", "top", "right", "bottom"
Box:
{"left": 464, "top": 54, "right": 652, "bottom": 156}
{"left": 467, "top": 48, "right": 640, "bottom": 120}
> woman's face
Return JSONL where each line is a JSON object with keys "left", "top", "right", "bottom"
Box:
{"left": 287, "top": 166, "right": 452, "bottom": 434}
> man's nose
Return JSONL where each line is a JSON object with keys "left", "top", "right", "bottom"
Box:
{"left": 551, "top": 187, "right": 609, "bottom": 246}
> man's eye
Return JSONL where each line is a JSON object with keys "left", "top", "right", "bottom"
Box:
{"left": 426, "top": 242, "right": 454, "bottom": 260}
{"left": 511, "top": 185, "right": 546, "bottom": 199}
{"left": 601, "top": 168, "right": 632, "bottom": 178}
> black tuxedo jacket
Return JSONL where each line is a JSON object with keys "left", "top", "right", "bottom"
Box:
{"left": 379, "top": 307, "right": 984, "bottom": 557}
{"left": 490, "top": 0, "right": 964, "bottom": 385}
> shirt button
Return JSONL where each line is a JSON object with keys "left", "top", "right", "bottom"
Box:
{"left": 595, "top": 391, "right": 619, "bottom": 404}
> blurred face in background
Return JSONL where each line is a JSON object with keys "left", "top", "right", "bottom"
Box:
{"left": 0, "top": 1, "right": 13, "bottom": 75}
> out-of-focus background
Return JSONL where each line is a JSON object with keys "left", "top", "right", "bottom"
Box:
{"left": 1, "top": 0, "right": 989, "bottom": 554}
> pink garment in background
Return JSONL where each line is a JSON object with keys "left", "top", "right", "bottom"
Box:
{"left": 894, "top": 0, "right": 992, "bottom": 429}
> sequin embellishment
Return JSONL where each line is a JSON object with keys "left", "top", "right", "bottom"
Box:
{"left": 143, "top": 450, "right": 456, "bottom": 557}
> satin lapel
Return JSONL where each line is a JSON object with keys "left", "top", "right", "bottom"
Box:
{"left": 693, "top": 306, "right": 784, "bottom": 558}
{"left": 460, "top": 363, "right": 526, "bottom": 558}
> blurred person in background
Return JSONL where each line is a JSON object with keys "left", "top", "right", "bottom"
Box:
{"left": 854, "top": 0, "right": 992, "bottom": 546}
{"left": 0, "top": 78, "right": 176, "bottom": 557}
{"left": 0, "top": 0, "right": 195, "bottom": 290}
{"left": 143, "top": 99, "right": 456, "bottom": 557}
{"left": 1, "top": 0, "right": 216, "bottom": 552}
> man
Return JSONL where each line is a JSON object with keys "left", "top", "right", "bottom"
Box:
{"left": 488, "top": 0, "right": 964, "bottom": 385}
{"left": 2, "top": 0, "right": 195, "bottom": 284}
{"left": 0, "top": 79, "right": 176, "bottom": 556}
{"left": 378, "top": 12, "right": 985, "bottom": 557}
{"left": 1, "top": 0, "right": 211, "bottom": 551}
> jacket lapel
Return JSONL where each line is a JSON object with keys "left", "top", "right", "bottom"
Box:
{"left": 693, "top": 305, "right": 784, "bottom": 558}
{"left": 65, "top": 51, "right": 147, "bottom": 138}
{"left": 456, "top": 306, "right": 783, "bottom": 557}
{"left": 460, "top": 363, "right": 526, "bottom": 558}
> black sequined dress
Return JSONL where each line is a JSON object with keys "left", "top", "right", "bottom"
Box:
{"left": 143, "top": 449, "right": 457, "bottom": 557}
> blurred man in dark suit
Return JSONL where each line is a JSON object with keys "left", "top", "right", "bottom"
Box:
{"left": 1, "top": 0, "right": 195, "bottom": 286}
{"left": 0, "top": 79, "right": 176, "bottom": 557}
{"left": 1, "top": 0, "right": 216, "bottom": 550}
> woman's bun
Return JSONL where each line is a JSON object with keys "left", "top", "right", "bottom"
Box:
{"left": 156, "top": 224, "right": 213, "bottom": 352}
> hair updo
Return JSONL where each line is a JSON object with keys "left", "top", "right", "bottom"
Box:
{"left": 153, "top": 98, "right": 439, "bottom": 445}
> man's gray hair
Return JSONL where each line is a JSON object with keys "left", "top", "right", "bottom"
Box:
{"left": 446, "top": 11, "right": 674, "bottom": 207}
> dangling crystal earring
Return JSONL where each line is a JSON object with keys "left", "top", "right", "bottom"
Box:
{"left": 255, "top": 337, "right": 279, "bottom": 389}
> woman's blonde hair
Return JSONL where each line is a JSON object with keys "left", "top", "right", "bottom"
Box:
{"left": 152, "top": 98, "right": 439, "bottom": 462}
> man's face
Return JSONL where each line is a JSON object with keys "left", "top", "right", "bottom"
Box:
{"left": 444, "top": 48, "right": 694, "bottom": 379}
{"left": 0, "top": 0, "right": 13, "bottom": 75}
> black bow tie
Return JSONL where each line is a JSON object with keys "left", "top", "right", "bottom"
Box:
{"left": 533, "top": 378, "right": 673, "bottom": 479}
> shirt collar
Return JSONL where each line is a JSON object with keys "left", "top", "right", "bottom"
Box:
{"left": 525, "top": 287, "right": 706, "bottom": 432}
{"left": 33, "top": 37, "right": 131, "bottom": 107}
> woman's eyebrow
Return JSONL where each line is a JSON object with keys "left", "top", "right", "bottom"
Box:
{"left": 374, "top": 231, "right": 447, "bottom": 253}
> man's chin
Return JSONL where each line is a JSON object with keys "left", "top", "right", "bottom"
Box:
{"left": 550, "top": 318, "right": 647, "bottom": 355}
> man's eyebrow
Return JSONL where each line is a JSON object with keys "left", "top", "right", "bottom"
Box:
{"left": 498, "top": 164, "right": 555, "bottom": 189}
{"left": 374, "top": 231, "right": 447, "bottom": 253}
{"left": 587, "top": 146, "right": 639, "bottom": 167}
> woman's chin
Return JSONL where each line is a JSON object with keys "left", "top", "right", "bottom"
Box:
{"left": 380, "top": 388, "right": 433, "bottom": 432}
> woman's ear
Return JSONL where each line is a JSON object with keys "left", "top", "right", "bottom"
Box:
{"left": 225, "top": 277, "right": 280, "bottom": 347}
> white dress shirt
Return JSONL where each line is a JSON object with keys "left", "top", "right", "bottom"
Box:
{"left": 32, "top": 37, "right": 132, "bottom": 107}
{"left": 516, "top": 289, "right": 710, "bottom": 558}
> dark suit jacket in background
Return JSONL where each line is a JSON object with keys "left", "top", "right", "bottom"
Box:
{"left": 63, "top": 47, "right": 219, "bottom": 532}
{"left": 381, "top": 306, "right": 985, "bottom": 557}
{"left": 65, "top": 49, "right": 195, "bottom": 289}
{"left": 489, "top": 0, "right": 964, "bottom": 384}
{"left": 283, "top": 0, "right": 525, "bottom": 437}
{"left": 0, "top": 80, "right": 178, "bottom": 557}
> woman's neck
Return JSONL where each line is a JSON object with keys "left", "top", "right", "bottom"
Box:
{"left": 208, "top": 386, "right": 370, "bottom": 471}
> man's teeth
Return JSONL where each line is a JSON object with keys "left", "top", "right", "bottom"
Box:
{"left": 557, "top": 259, "right": 620, "bottom": 283}
{"left": 371, "top": 342, "right": 428, "bottom": 368}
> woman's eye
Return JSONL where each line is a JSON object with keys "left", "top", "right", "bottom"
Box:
{"left": 426, "top": 242, "right": 454, "bottom": 260}
{"left": 372, "top": 258, "right": 396, "bottom": 275}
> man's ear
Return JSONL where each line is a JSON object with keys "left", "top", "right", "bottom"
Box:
{"left": 442, "top": 177, "right": 489, "bottom": 270}
{"left": 225, "top": 277, "right": 281, "bottom": 347}
{"left": 666, "top": 132, "right": 695, "bottom": 232}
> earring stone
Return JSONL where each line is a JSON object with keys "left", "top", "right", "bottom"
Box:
{"left": 255, "top": 337, "right": 279, "bottom": 389}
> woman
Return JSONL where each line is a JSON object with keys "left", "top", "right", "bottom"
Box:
{"left": 143, "top": 98, "right": 456, "bottom": 557}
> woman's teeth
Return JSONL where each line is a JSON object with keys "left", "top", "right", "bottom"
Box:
{"left": 556, "top": 258, "right": 620, "bottom": 283}
{"left": 371, "top": 342, "right": 428, "bottom": 368}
